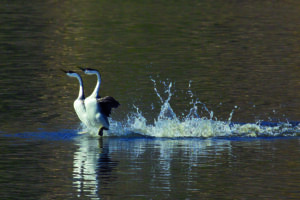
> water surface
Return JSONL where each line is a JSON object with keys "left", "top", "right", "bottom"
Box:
{"left": 0, "top": 0, "right": 300, "bottom": 199}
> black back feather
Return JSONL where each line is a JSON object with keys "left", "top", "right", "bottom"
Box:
{"left": 97, "top": 96, "right": 120, "bottom": 117}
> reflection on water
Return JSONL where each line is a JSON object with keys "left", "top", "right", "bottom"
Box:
{"left": 72, "top": 135, "right": 231, "bottom": 199}
{"left": 71, "top": 136, "right": 300, "bottom": 199}
{"left": 73, "top": 136, "right": 100, "bottom": 199}
{"left": 73, "top": 136, "right": 118, "bottom": 199}
{"left": 1, "top": 133, "right": 299, "bottom": 199}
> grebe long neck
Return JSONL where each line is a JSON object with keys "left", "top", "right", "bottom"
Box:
{"left": 76, "top": 75, "right": 85, "bottom": 100}
{"left": 91, "top": 71, "right": 101, "bottom": 98}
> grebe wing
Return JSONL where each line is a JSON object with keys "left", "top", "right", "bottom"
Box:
{"left": 97, "top": 96, "right": 120, "bottom": 117}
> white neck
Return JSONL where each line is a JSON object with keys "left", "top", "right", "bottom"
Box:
{"left": 75, "top": 75, "right": 85, "bottom": 100}
{"left": 90, "top": 72, "right": 101, "bottom": 98}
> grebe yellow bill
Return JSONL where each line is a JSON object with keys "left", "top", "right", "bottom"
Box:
{"left": 79, "top": 68, "right": 120, "bottom": 136}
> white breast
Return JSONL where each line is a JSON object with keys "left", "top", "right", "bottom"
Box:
{"left": 85, "top": 97, "right": 109, "bottom": 129}
{"left": 74, "top": 100, "right": 88, "bottom": 126}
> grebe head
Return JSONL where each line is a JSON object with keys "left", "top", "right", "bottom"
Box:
{"left": 79, "top": 67, "right": 100, "bottom": 75}
{"left": 62, "top": 69, "right": 80, "bottom": 78}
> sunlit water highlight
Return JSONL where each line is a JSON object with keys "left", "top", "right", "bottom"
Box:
{"left": 81, "top": 79, "right": 300, "bottom": 138}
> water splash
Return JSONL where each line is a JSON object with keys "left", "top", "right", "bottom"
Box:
{"left": 82, "top": 79, "right": 300, "bottom": 138}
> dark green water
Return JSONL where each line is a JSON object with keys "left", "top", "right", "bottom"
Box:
{"left": 0, "top": 0, "right": 300, "bottom": 199}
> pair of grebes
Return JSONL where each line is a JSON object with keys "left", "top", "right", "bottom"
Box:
{"left": 63, "top": 68, "right": 120, "bottom": 136}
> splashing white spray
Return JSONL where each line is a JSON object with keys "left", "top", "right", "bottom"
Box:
{"left": 80, "top": 79, "right": 300, "bottom": 138}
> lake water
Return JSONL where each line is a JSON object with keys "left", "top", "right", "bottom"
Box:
{"left": 0, "top": 0, "right": 300, "bottom": 199}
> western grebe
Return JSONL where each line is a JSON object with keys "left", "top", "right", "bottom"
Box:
{"left": 62, "top": 70, "right": 88, "bottom": 127}
{"left": 80, "top": 68, "right": 120, "bottom": 136}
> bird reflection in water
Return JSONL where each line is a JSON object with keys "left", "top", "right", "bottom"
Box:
{"left": 97, "top": 137, "right": 119, "bottom": 188}
{"left": 73, "top": 136, "right": 118, "bottom": 199}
